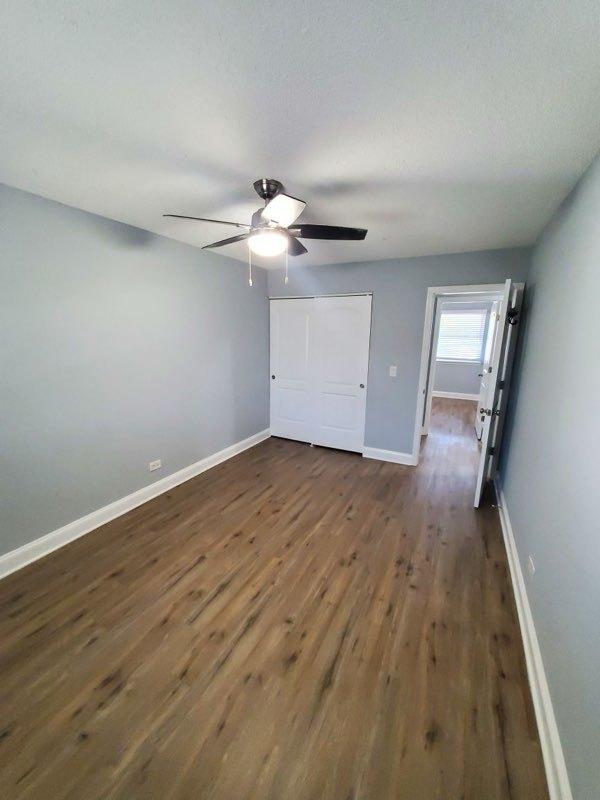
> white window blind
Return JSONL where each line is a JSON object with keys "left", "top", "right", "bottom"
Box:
{"left": 436, "top": 308, "right": 487, "bottom": 362}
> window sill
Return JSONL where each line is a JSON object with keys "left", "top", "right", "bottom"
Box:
{"left": 436, "top": 359, "right": 482, "bottom": 365}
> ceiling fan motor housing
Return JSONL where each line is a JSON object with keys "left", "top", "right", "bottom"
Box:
{"left": 253, "top": 178, "right": 283, "bottom": 201}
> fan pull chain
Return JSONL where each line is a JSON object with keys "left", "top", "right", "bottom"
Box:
{"left": 284, "top": 243, "right": 289, "bottom": 285}
{"left": 248, "top": 247, "right": 253, "bottom": 287}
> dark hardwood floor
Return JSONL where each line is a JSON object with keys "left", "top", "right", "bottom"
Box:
{"left": 0, "top": 398, "right": 548, "bottom": 799}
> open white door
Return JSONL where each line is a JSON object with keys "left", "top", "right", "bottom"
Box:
{"left": 269, "top": 299, "right": 313, "bottom": 443}
{"left": 473, "top": 280, "right": 524, "bottom": 507}
{"left": 475, "top": 298, "right": 501, "bottom": 440}
{"left": 311, "top": 295, "right": 372, "bottom": 452}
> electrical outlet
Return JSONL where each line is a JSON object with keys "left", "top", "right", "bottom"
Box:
{"left": 389, "top": 365, "right": 398, "bottom": 377}
{"left": 527, "top": 555, "right": 536, "bottom": 577}
{"left": 149, "top": 459, "right": 162, "bottom": 472}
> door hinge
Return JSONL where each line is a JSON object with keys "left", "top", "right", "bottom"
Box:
{"left": 498, "top": 380, "right": 505, "bottom": 389}
{"left": 488, "top": 446, "right": 496, "bottom": 456}
{"left": 507, "top": 309, "right": 519, "bottom": 325}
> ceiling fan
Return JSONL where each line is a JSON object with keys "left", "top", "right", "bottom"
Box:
{"left": 164, "top": 178, "right": 367, "bottom": 258}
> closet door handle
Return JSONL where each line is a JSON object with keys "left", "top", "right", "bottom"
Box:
{"left": 359, "top": 383, "right": 365, "bottom": 388}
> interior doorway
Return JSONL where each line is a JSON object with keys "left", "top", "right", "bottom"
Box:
{"left": 413, "top": 281, "right": 524, "bottom": 506}
{"left": 421, "top": 290, "right": 503, "bottom": 437}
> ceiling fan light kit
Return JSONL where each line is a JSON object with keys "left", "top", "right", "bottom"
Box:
{"left": 248, "top": 229, "right": 288, "bottom": 257}
{"left": 164, "top": 178, "right": 367, "bottom": 286}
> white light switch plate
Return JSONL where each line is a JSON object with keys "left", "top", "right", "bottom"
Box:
{"left": 389, "top": 365, "right": 397, "bottom": 377}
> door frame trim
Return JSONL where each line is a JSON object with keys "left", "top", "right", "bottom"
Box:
{"left": 412, "top": 284, "right": 506, "bottom": 466}
{"left": 268, "top": 292, "right": 372, "bottom": 300}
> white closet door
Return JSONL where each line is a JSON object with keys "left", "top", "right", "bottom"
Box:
{"left": 312, "top": 295, "right": 372, "bottom": 452}
{"left": 269, "top": 299, "right": 313, "bottom": 443}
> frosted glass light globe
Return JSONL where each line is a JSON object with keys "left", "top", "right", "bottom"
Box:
{"left": 248, "top": 230, "right": 288, "bottom": 257}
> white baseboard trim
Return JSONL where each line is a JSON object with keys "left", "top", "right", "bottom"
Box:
{"left": 0, "top": 429, "right": 271, "bottom": 582}
{"left": 494, "top": 476, "right": 573, "bottom": 800}
{"left": 362, "top": 446, "right": 417, "bottom": 466}
{"left": 432, "top": 390, "right": 479, "bottom": 401}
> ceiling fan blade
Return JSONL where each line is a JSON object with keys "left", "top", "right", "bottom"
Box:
{"left": 285, "top": 234, "right": 308, "bottom": 256}
{"left": 288, "top": 224, "right": 367, "bottom": 241}
{"left": 262, "top": 193, "right": 306, "bottom": 227}
{"left": 202, "top": 232, "right": 251, "bottom": 250}
{"left": 163, "top": 214, "right": 249, "bottom": 228}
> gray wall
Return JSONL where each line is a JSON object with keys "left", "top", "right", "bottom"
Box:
{"left": 0, "top": 183, "right": 269, "bottom": 557}
{"left": 433, "top": 361, "right": 481, "bottom": 395}
{"left": 499, "top": 155, "right": 600, "bottom": 798}
{"left": 267, "top": 249, "right": 530, "bottom": 454}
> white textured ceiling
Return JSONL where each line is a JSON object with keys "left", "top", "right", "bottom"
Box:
{"left": 1, "top": 1, "right": 599, "bottom": 268}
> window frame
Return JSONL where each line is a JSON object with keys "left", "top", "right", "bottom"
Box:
{"left": 435, "top": 305, "right": 489, "bottom": 364}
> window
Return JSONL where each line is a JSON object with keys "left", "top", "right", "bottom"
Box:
{"left": 436, "top": 307, "right": 487, "bottom": 362}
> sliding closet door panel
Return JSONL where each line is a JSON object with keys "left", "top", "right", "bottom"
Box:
{"left": 312, "top": 295, "right": 372, "bottom": 452}
{"left": 269, "top": 299, "right": 313, "bottom": 442}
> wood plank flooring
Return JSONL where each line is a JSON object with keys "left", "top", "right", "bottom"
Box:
{"left": 0, "top": 398, "right": 548, "bottom": 799}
